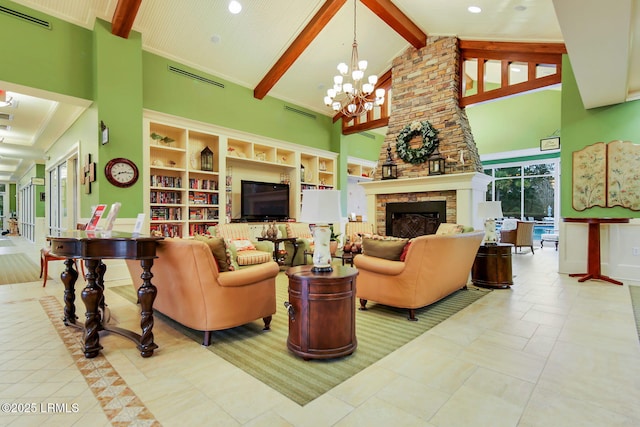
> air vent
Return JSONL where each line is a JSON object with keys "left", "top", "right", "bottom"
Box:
{"left": 284, "top": 105, "right": 316, "bottom": 120}
{"left": 360, "top": 132, "right": 376, "bottom": 140}
{"left": 0, "top": 113, "right": 13, "bottom": 121}
{"left": 0, "top": 6, "right": 51, "bottom": 29}
{"left": 168, "top": 66, "right": 224, "bottom": 88}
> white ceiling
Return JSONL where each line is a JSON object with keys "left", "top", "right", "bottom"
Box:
{"left": 1, "top": 0, "right": 639, "bottom": 182}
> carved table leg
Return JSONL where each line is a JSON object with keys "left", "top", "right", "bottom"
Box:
{"left": 95, "top": 261, "right": 108, "bottom": 325}
{"left": 61, "top": 258, "right": 79, "bottom": 326}
{"left": 137, "top": 258, "right": 158, "bottom": 357}
{"left": 81, "top": 259, "right": 104, "bottom": 358}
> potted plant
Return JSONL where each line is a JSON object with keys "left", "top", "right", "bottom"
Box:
{"left": 150, "top": 132, "right": 175, "bottom": 147}
{"left": 329, "top": 225, "right": 341, "bottom": 256}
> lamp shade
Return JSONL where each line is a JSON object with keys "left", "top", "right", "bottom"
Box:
{"left": 477, "top": 201, "right": 503, "bottom": 219}
{"left": 300, "top": 190, "right": 342, "bottom": 272}
{"left": 300, "top": 190, "right": 342, "bottom": 224}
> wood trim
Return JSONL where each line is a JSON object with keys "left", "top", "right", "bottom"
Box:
{"left": 459, "top": 40, "right": 567, "bottom": 55}
{"left": 459, "top": 40, "right": 566, "bottom": 108}
{"left": 341, "top": 117, "right": 389, "bottom": 135}
{"left": 254, "top": 0, "right": 346, "bottom": 100}
{"left": 460, "top": 73, "right": 562, "bottom": 107}
{"left": 360, "top": 0, "right": 426, "bottom": 49}
{"left": 111, "top": 0, "right": 142, "bottom": 38}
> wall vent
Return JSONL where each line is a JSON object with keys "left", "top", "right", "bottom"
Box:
{"left": 0, "top": 6, "right": 51, "bottom": 29}
{"left": 360, "top": 132, "right": 376, "bottom": 140}
{"left": 168, "top": 66, "right": 224, "bottom": 88}
{"left": 0, "top": 113, "right": 13, "bottom": 121}
{"left": 284, "top": 105, "right": 316, "bottom": 120}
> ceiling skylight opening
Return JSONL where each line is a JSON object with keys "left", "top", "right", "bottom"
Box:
{"left": 228, "top": 1, "right": 242, "bottom": 14}
{"left": 468, "top": 6, "right": 482, "bottom": 14}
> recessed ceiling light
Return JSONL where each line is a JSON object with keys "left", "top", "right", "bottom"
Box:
{"left": 210, "top": 34, "right": 222, "bottom": 44}
{"left": 468, "top": 6, "right": 482, "bottom": 14}
{"left": 228, "top": 1, "right": 242, "bottom": 14}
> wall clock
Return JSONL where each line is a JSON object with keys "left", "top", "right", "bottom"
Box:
{"left": 104, "top": 157, "right": 139, "bottom": 188}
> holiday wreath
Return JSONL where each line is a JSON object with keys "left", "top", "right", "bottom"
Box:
{"left": 395, "top": 120, "right": 439, "bottom": 164}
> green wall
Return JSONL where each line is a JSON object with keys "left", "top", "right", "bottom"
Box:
{"left": 93, "top": 19, "right": 144, "bottom": 216}
{"left": 0, "top": 0, "right": 92, "bottom": 100}
{"left": 141, "top": 52, "right": 334, "bottom": 151}
{"left": 466, "top": 89, "right": 561, "bottom": 155}
{"left": 560, "top": 56, "right": 640, "bottom": 219}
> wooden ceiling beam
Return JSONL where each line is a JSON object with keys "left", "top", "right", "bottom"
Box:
{"left": 111, "top": 0, "right": 142, "bottom": 39}
{"left": 360, "top": 0, "right": 426, "bottom": 49}
{"left": 254, "top": 0, "right": 347, "bottom": 100}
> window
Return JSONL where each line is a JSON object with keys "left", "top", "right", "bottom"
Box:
{"left": 485, "top": 159, "right": 559, "bottom": 225}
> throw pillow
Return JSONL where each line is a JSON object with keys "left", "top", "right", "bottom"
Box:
{"left": 435, "top": 223, "right": 465, "bottom": 235}
{"left": 194, "top": 234, "right": 232, "bottom": 272}
{"left": 230, "top": 239, "right": 256, "bottom": 251}
{"left": 399, "top": 241, "right": 412, "bottom": 261}
{"left": 362, "top": 237, "right": 409, "bottom": 261}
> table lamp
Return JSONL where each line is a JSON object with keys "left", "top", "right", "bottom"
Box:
{"left": 300, "top": 190, "right": 342, "bottom": 272}
{"left": 477, "top": 201, "right": 503, "bottom": 244}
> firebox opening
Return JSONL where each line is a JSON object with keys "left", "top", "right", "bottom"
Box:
{"left": 385, "top": 201, "right": 446, "bottom": 238}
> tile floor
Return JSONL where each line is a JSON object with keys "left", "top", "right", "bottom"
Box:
{"left": 0, "top": 236, "right": 639, "bottom": 426}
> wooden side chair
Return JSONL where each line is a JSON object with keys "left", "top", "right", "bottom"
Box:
{"left": 40, "top": 223, "right": 87, "bottom": 287}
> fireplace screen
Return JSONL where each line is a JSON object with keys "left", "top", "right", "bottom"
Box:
{"left": 385, "top": 201, "right": 446, "bottom": 238}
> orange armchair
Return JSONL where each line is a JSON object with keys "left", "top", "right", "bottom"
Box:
{"left": 126, "top": 238, "right": 279, "bottom": 346}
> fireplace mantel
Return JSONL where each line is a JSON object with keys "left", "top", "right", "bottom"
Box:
{"left": 359, "top": 172, "right": 492, "bottom": 231}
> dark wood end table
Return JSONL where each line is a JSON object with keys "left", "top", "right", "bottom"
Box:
{"left": 48, "top": 230, "right": 163, "bottom": 358}
{"left": 257, "top": 236, "right": 298, "bottom": 266}
{"left": 285, "top": 265, "right": 358, "bottom": 360}
{"left": 472, "top": 243, "right": 514, "bottom": 288}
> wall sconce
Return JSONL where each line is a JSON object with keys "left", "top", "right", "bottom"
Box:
{"left": 428, "top": 146, "right": 445, "bottom": 175}
{"left": 381, "top": 143, "right": 397, "bottom": 180}
{"left": 201, "top": 146, "right": 214, "bottom": 171}
{"left": 100, "top": 120, "right": 109, "bottom": 145}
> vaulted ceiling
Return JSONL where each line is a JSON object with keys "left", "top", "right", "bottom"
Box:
{"left": 1, "top": 0, "right": 639, "bottom": 181}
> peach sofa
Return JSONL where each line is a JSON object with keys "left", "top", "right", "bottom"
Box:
{"left": 354, "top": 231, "right": 485, "bottom": 320}
{"left": 125, "top": 238, "right": 279, "bottom": 345}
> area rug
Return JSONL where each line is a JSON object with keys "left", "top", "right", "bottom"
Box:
{"left": 630, "top": 285, "right": 640, "bottom": 342}
{"left": 0, "top": 253, "right": 41, "bottom": 285}
{"left": 110, "top": 277, "right": 489, "bottom": 406}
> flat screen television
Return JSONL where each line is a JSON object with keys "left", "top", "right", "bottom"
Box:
{"left": 240, "top": 180, "right": 290, "bottom": 222}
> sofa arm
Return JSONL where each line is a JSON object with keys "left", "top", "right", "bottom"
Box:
{"left": 254, "top": 240, "right": 274, "bottom": 253}
{"left": 353, "top": 254, "right": 406, "bottom": 275}
{"left": 218, "top": 261, "right": 279, "bottom": 287}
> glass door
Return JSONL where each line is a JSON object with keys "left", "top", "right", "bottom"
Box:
{"left": 0, "top": 183, "right": 6, "bottom": 232}
{"left": 48, "top": 155, "right": 78, "bottom": 235}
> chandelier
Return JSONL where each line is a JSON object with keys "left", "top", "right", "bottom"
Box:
{"left": 323, "top": 0, "right": 385, "bottom": 117}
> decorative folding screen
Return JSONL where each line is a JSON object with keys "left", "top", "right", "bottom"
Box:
{"left": 572, "top": 140, "right": 640, "bottom": 211}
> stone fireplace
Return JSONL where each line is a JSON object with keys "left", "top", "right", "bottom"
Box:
{"left": 360, "top": 36, "right": 490, "bottom": 235}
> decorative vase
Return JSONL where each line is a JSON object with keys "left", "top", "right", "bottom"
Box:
{"left": 267, "top": 223, "right": 277, "bottom": 239}
{"left": 261, "top": 224, "right": 268, "bottom": 238}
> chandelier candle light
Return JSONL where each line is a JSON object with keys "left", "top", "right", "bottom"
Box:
{"left": 299, "top": 190, "right": 342, "bottom": 272}
{"left": 323, "top": 0, "right": 385, "bottom": 117}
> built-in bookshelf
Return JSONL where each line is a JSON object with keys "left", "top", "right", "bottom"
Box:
{"left": 145, "top": 113, "right": 338, "bottom": 235}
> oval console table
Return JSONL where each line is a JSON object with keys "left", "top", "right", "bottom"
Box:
{"left": 563, "top": 217, "right": 629, "bottom": 285}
